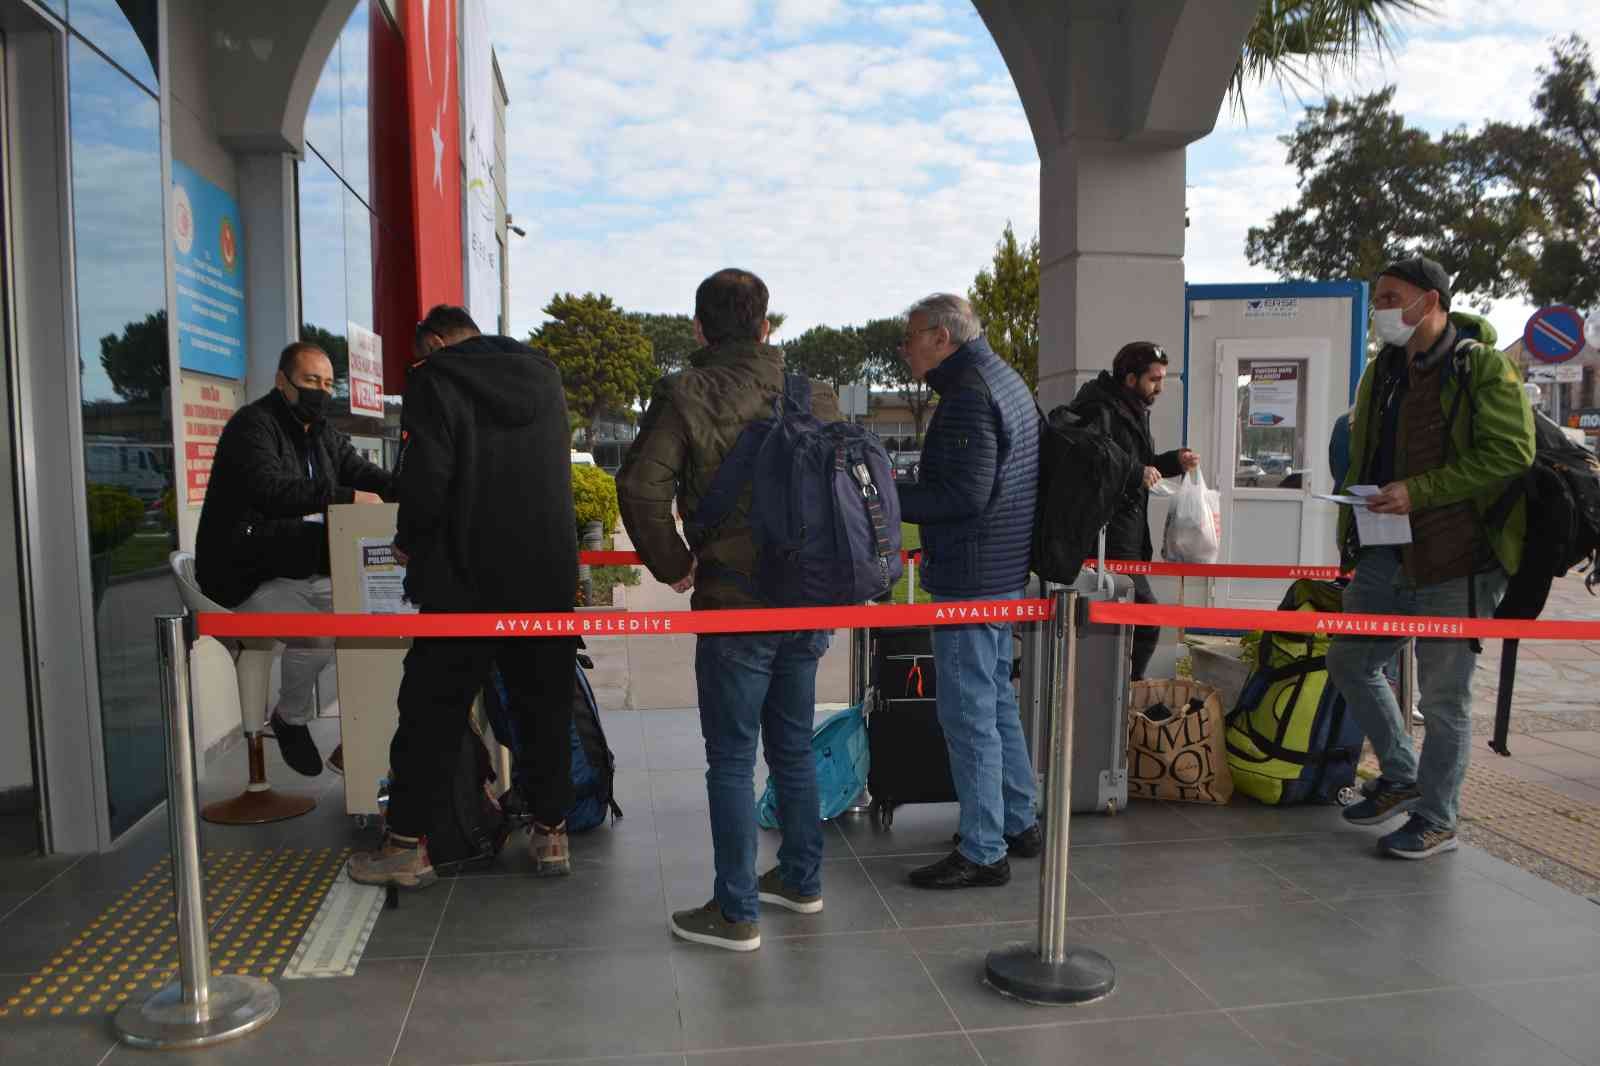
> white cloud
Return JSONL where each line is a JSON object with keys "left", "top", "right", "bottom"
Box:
{"left": 485, "top": 0, "right": 1573, "bottom": 349}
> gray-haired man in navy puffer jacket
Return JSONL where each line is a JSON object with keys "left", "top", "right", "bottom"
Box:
{"left": 896, "top": 293, "right": 1041, "bottom": 890}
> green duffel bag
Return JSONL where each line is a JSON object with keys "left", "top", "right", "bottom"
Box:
{"left": 1225, "top": 580, "right": 1365, "bottom": 806}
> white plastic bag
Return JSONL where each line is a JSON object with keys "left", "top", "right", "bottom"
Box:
{"left": 1161, "top": 469, "right": 1221, "bottom": 564}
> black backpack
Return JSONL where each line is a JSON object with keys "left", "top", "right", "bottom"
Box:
{"left": 1031, "top": 402, "right": 1144, "bottom": 584}
{"left": 425, "top": 719, "right": 511, "bottom": 871}
{"left": 1444, "top": 343, "right": 1600, "bottom": 621}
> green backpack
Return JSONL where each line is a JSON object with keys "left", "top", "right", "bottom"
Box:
{"left": 1225, "top": 581, "right": 1365, "bottom": 805}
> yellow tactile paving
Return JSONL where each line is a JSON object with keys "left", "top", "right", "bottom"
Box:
{"left": 1473, "top": 816, "right": 1600, "bottom": 880}
{"left": 1460, "top": 763, "right": 1600, "bottom": 879}
{"left": 0, "top": 848, "right": 348, "bottom": 1021}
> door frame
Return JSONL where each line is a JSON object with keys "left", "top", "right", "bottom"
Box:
{"left": 1212, "top": 336, "right": 1336, "bottom": 609}
{"left": 2, "top": 0, "right": 115, "bottom": 853}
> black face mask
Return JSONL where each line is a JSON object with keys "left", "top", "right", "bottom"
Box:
{"left": 288, "top": 385, "right": 329, "bottom": 424}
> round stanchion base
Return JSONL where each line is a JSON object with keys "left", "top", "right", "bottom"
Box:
{"left": 984, "top": 946, "right": 1116, "bottom": 1006}
{"left": 202, "top": 788, "right": 316, "bottom": 825}
{"left": 114, "top": 975, "right": 279, "bottom": 1050}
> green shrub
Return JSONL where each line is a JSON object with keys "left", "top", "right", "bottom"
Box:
{"left": 87, "top": 484, "right": 144, "bottom": 555}
{"left": 571, "top": 464, "right": 620, "bottom": 535}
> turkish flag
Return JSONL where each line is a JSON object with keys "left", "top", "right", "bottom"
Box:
{"left": 404, "top": 0, "right": 463, "bottom": 318}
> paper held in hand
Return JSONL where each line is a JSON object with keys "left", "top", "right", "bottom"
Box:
{"left": 1313, "top": 485, "right": 1412, "bottom": 546}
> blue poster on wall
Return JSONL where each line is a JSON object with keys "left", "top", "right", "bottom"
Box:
{"left": 171, "top": 160, "right": 246, "bottom": 380}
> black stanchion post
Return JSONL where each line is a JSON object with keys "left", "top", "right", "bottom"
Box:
{"left": 115, "top": 614, "right": 279, "bottom": 1049}
{"left": 984, "top": 588, "right": 1116, "bottom": 1005}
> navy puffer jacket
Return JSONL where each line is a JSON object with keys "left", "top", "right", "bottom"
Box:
{"left": 899, "top": 337, "right": 1039, "bottom": 597}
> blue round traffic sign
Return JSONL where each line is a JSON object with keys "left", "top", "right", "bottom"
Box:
{"left": 1524, "top": 305, "right": 1586, "bottom": 364}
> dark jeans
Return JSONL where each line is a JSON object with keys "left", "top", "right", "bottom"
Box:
{"left": 1130, "top": 574, "right": 1160, "bottom": 682}
{"left": 387, "top": 634, "right": 577, "bottom": 836}
{"left": 695, "top": 629, "right": 830, "bottom": 923}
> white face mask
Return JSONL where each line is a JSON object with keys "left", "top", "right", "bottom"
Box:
{"left": 1373, "top": 294, "right": 1427, "bottom": 346}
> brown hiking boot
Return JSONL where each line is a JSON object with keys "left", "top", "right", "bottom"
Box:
{"left": 348, "top": 833, "right": 436, "bottom": 888}
{"left": 529, "top": 820, "right": 571, "bottom": 877}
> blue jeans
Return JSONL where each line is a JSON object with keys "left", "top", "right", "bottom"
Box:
{"left": 1325, "top": 549, "right": 1506, "bottom": 830}
{"left": 695, "top": 629, "right": 831, "bottom": 923}
{"left": 932, "top": 590, "right": 1037, "bottom": 865}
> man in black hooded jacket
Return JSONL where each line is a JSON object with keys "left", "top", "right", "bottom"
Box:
{"left": 348, "top": 306, "right": 579, "bottom": 890}
{"left": 1068, "top": 342, "right": 1198, "bottom": 680}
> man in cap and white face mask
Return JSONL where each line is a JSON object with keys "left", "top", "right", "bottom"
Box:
{"left": 1327, "top": 256, "right": 1533, "bottom": 861}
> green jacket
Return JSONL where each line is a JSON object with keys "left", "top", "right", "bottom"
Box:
{"left": 616, "top": 341, "right": 841, "bottom": 610}
{"left": 1339, "top": 311, "right": 1535, "bottom": 576}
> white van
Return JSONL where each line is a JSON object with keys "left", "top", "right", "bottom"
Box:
{"left": 85, "top": 440, "right": 169, "bottom": 503}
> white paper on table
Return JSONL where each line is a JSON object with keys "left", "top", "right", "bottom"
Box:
{"left": 1316, "top": 484, "right": 1412, "bottom": 546}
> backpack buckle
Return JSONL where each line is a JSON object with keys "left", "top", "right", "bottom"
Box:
{"left": 851, "top": 462, "right": 878, "bottom": 498}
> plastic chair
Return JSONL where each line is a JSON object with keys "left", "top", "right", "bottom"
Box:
{"left": 168, "top": 552, "right": 316, "bottom": 823}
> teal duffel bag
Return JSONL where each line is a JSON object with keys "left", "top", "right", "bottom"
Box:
{"left": 756, "top": 704, "right": 868, "bottom": 828}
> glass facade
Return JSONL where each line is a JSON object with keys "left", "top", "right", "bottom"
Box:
{"left": 67, "top": 26, "right": 177, "bottom": 836}
{"left": 298, "top": 1, "right": 379, "bottom": 407}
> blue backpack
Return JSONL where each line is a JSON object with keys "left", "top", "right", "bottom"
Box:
{"left": 687, "top": 374, "right": 903, "bottom": 606}
{"left": 756, "top": 704, "right": 869, "bottom": 828}
{"left": 484, "top": 658, "right": 621, "bottom": 833}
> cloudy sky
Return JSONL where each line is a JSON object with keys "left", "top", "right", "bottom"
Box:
{"left": 485, "top": 0, "right": 1591, "bottom": 347}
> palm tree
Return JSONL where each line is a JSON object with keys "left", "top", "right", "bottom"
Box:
{"left": 1230, "top": 0, "right": 1433, "bottom": 112}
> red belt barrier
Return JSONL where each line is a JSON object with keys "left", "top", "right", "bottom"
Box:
{"left": 1087, "top": 601, "right": 1600, "bottom": 641}
{"left": 576, "top": 549, "right": 1343, "bottom": 581}
{"left": 196, "top": 598, "right": 1056, "bottom": 640}
{"left": 1092, "top": 560, "right": 1346, "bottom": 580}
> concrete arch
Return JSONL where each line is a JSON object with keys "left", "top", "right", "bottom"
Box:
{"left": 205, "top": 0, "right": 360, "bottom": 154}
{"left": 974, "top": 0, "right": 1257, "bottom": 435}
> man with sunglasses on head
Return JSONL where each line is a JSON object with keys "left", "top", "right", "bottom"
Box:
{"left": 1066, "top": 341, "right": 1200, "bottom": 681}
{"left": 348, "top": 305, "right": 579, "bottom": 890}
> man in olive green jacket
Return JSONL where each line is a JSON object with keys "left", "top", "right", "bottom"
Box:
{"left": 1328, "top": 256, "right": 1534, "bottom": 860}
{"left": 617, "top": 269, "right": 840, "bottom": 953}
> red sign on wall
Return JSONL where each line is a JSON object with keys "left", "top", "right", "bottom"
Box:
{"left": 404, "top": 0, "right": 463, "bottom": 318}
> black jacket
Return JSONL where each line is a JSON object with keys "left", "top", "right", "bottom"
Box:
{"left": 1068, "top": 371, "right": 1183, "bottom": 562}
{"left": 195, "top": 391, "right": 393, "bottom": 608}
{"left": 898, "top": 336, "right": 1039, "bottom": 597}
{"left": 395, "top": 335, "right": 578, "bottom": 612}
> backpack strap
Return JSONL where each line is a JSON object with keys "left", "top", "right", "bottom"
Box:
{"left": 782, "top": 373, "right": 811, "bottom": 414}
{"left": 683, "top": 425, "right": 765, "bottom": 550}
{"left": 683, "top": 375, "right": 812, "bottom": 550}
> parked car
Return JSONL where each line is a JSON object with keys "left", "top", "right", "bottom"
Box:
{"left": 1236, "top": 457, "right": 1266, "bottom": 486}
{"left": 892, "top": 453, "right": 920, "bottom": 483}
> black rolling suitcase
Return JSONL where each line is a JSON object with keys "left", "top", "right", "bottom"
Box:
{"left": 866, "top": 627, "right": 956, "bottom": 825}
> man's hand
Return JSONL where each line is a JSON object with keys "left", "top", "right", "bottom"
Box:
{"left": 1143, "top": 466, "right": 1162, "bottom": 489}
{"left": 670, "top": 558, "right": 697, "bottom": 594}
{"left": 353, "top": 490, "right": 383, "bottom": 504}
{"left": 1178, "top": 449, "right": 1200, "bottom": 472}
{"left": 392, "top": 544, "right": 410, "bottom": 565}
{"left": 1366, "top": 481, "right": 1413, "bottom": 515}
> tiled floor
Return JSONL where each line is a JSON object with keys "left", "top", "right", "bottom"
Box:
{"left": 1, "top": 709, "right": 1599, "bottom": 1065}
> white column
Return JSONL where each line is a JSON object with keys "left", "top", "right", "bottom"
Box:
{"left": 1036, "top": 139, "right": 1188, "bottom": 450}
{"left": 237, "top": 152, "right": 301, "bottom": 398}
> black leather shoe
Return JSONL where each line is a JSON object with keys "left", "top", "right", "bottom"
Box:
{"left": 951, "top": 823, "right": 1044, "bottom": 859}
{"left": 909, "top": 850, "right": 1010, "bottom": 889}
{"left": 269, "top": 712, "right": 324, "bottom": 777}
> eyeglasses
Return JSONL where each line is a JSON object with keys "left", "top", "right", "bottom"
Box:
{"left": 900, "top": 325, "right": 940, "bottom": 346}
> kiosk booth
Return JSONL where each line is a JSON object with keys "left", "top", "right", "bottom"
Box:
{"left": 1177, "top": 281, "right": 1368, "bottom": 612}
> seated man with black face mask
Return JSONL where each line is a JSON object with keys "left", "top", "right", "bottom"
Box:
{"left": 196, "top": 341, "right": 393, "bottom": 776}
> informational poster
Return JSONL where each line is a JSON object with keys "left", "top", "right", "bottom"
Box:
{"left": 347, "top": 322, "right": 385, "bottom": 418}
{"left": 460, "top": 0, "right": 500, "bottom": 328}
{"left": 359, "top": 538, "right": 416, "bottom": 615}
{"left": 1247, "top": 364, "right": 1299, "bottom": 428}
{"left": 179, "top": 372, "right": 244, "bottom": 506}
{"left": 171, "top": 160, "right": 247, "bottom": 380}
